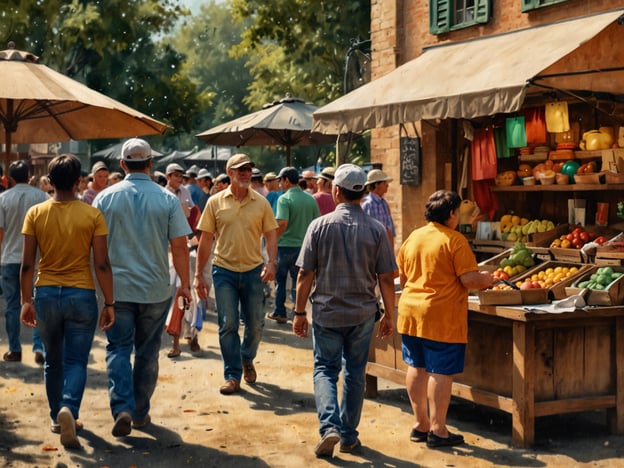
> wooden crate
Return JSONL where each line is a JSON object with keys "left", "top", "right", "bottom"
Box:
{"left": 565, "top": 266, "right": 624, "bottom": 306}
{"left": 550, "top": 225, "right": 621, "bottom": 263}
{"left": 511, "top": 261, "right": 591, "bottom": 300}
{"left": 477, "top": 288, "right": 549, "bottom": 306}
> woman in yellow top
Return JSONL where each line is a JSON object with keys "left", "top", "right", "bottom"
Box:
{"left": 397, "top": 190, "right": 493, "bottom": 448}
{"left": 20, "top": 154, "right": 115, "bottom": 450}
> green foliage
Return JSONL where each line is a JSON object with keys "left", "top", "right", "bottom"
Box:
{"left": 230, "top": 0, "right": 370, "bottom": 109}
{"left": 1, "top": 0, "right": 372, "bottom": 168}
{"left": 1, "top": 0, "right": 200, "bottom": 151}
{"left": 165, "top": 0, "right": 253, "bottom": 149}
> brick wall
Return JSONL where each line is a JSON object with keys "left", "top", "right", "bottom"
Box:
{"left": 370, "top": 0, "right": 624, "bottom": 249}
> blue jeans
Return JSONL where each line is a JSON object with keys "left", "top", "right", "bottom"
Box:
{"left": 273, "top": 246, "right": 300, "bottom": 318}
{"left": 35, "top": 286, "right": 98, "bottom": 421}
{"left": 213, "top": 264, "right": 265, "bottom": 381}
{"left": 105, "top": 299, "right": 170, "bottom": 421}
{"left": 312, "top": 316, "right": 375, "bottom": 445}
{"left": 2, "top": 263, "right": 43, "bottom": 353}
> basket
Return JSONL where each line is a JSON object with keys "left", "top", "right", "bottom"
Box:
{"left": 573, "top": 172, "right": 604, "bottom": 184}
{"left": 605, "top": 172, "right": 624, "bottom": 184}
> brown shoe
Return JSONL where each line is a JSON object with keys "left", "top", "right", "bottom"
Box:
{"left": 34, "top": 351, "right": 45, "bottom": 365}
{"left": 219, "top": 379, "right": 241, "bottom": 395}
{"left": 58, "top": 407, "right": 81, "bottom": 449}
{"left": 3, "top": 351, "right": 21, "bottom": 362}
{"left": 266, "top": 313, "right": 287, "bottom": 324}
{"left": 339, "top": 438, "right": 362, "bottom": 453}
{"left": 112, "top": 411, "right": 132, "bottom": 437}
{"left": 242, "top": 362, "right": 257, "bottom": 384}
{"left": 132, "top": 414, "right": 151, "bottom": 429}
{"left": 189, "top": 336, "right": 200, "bottom": 352}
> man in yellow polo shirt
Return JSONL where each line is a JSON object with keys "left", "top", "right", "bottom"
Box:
{"left": 193, "top": 154, "right": 278, "bottom": 395}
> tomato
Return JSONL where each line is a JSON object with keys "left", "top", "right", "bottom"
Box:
{"left": 572, "top": 227, "right": 583, "bottom": 235}
{"left": 572, "top": 238, "right": 583, "bottom": 248}
{"left": 579, "top": 231, "right": 590, "bottom": 242}
{"left": 595, "top": 236, "right": 608, "bottom": 245}
{"left": 566, "top": 233, "right": 575, "bottom": 241}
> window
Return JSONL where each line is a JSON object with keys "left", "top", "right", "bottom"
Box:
{"left": 430, "top": 0, "right": 491, "bottom": 34}
{"left": 522, "top": 0, "right": 570, "bottom": 13}
{"left": 455, "top": 0, "right": 475, "bottom": 24}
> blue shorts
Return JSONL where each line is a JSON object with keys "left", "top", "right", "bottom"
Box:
{"left": 401, "top": 335, "right": 466, "bottom": 375}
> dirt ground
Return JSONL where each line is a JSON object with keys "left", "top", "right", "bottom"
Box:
{"left": 1, "top": 291, "right": 624, "bottom": 468}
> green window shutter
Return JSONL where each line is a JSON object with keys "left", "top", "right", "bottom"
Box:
{"left": 522, "top": 0, "right": 570, "bottom": 13}
{"left": 475, "top": 0, "right": 491, "bottom": 25}
{"left": 430, "top": 0, "right": 451, "bottom": 34}
{"left": 521, "top": 0, "right": 537, "bottom": 12}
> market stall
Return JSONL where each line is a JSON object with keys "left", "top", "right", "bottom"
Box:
{"left": 365, "top": 296, "right": 624, "bottom": 448}
{"left": 311, "top": 7, "right": 624, "bottom": 450}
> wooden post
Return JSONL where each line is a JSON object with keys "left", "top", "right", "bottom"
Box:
{"left": 512, "top": 321, "right": 535, "bottom": 448}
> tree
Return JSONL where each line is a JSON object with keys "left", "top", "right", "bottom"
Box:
{"left": 165, "top": 0, "right": 253, "bottom": 149}
{"left": 229, "top": 0, "right": 371, "bottom": 167}
{"left": 1, "top": 0, "right": 202, "bottom": 151}
{"left": 230, "top": 0, "right": 371, "bottom": 109}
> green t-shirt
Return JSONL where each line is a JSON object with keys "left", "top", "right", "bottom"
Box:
{"left": 276, "top": 187, "right": 320, "bottom": 247}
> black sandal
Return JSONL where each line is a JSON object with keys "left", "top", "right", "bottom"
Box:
{"left": 426, "top": 431, "right": 464, "bottom": 448}
{"left": 410, "top": 428, "right": 428, "bottom": 442}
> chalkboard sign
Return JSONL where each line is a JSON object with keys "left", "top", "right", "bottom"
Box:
{"left": 400, "top": 124, "right": 421, "bottom": 186}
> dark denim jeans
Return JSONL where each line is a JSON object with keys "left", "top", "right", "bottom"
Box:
{"left": 2, "top": 263, "right": 43, "bottom": 353}
{"left": 213, "top": 264, "right": 265, "bottom": 381}
{"left": 105, "top": 299, "right": 171, "bottom": 421}
{"left": 273, "top": 246, "right": 301, "bottom": 318}
{"left": 35, "top": 286, "right": 98, "bottom": 421}
{"left": 312, "top": 316, "right": 375, "bottom": 445}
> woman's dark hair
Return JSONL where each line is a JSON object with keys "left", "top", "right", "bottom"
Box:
{"left": 425, "top": 190, "right": 461, "bottom": 224}
{"left": 48, "top": 154, "right": 81, "bottom": 191}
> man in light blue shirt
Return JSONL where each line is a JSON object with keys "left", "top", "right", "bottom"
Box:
{"left": 93, "top": 138, "right": 191, "bottom": 438}
{"left": 0, "top": 160, "right": 49, "bottom": 364}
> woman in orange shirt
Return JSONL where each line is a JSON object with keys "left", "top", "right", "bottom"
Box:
{"left": 397, "top": 190, "right": 492, "bottom": 448}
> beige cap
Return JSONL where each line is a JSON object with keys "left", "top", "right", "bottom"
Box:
{"left": 366, "top": 169, "right": 393, "bottom": 184}
{"left": 226, "top": 153, "right": 254, "bottom": 170}
{"left": 263, "top": 171, "right": 278, "bottom": 183}
{"left": 316, "top": 167, "right": 336, "bottom": 181}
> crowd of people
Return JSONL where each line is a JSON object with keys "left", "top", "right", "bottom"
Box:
{"left": 0, "top": 138, "right": 494, "bottom": 457}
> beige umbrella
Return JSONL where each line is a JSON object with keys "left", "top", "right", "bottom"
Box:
{"left": 0, "top": 42, "right": 169, "bottom": 172}
{"left": 196, "top": 96, "right": 340, "bottom": 166}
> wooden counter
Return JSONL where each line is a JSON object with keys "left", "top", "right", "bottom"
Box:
{"left": 366, "top": 299, "right": 624, "bottom": 448}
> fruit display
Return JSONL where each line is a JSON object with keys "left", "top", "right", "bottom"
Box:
{"left": 519, "top": 265, "right": 580, "bottom": 289}
{"left": 576, "top": 161, "right": 597, "bottom": 174}
{"left": 499, "top": 213, "right": 555, "bottom": 242}
{"left": 575, "top": 267, "right": 622, "bottom": 290}
{"left": 549, "top": 226, "right": 605, "bottom": 249}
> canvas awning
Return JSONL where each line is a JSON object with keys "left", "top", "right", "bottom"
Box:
{"left": 313, "top": 9, "right": 624, "bottom": 135}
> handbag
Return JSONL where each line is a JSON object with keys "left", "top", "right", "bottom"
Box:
{"left": 165, "top": 293, "right": 187, "bottom": 336}
{"left": 399, "top": 123, "right": 421, "bottom": 186}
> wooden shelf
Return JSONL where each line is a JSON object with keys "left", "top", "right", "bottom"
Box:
{"left": 491, "top": 184, "right": 624, "bottom": 192}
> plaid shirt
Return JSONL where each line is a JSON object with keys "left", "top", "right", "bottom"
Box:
{"left": 297, "top": 203, "right": 397, "bottom": 328}
{"left": 361, "top": 192, "right": 395, "bottom": 237}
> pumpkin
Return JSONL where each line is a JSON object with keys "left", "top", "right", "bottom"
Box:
{"left": 517, "top": 164, "right": 532, "bottom": 178}
{"left": 495, "top": 170, "right": 517, "bottom": 186}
